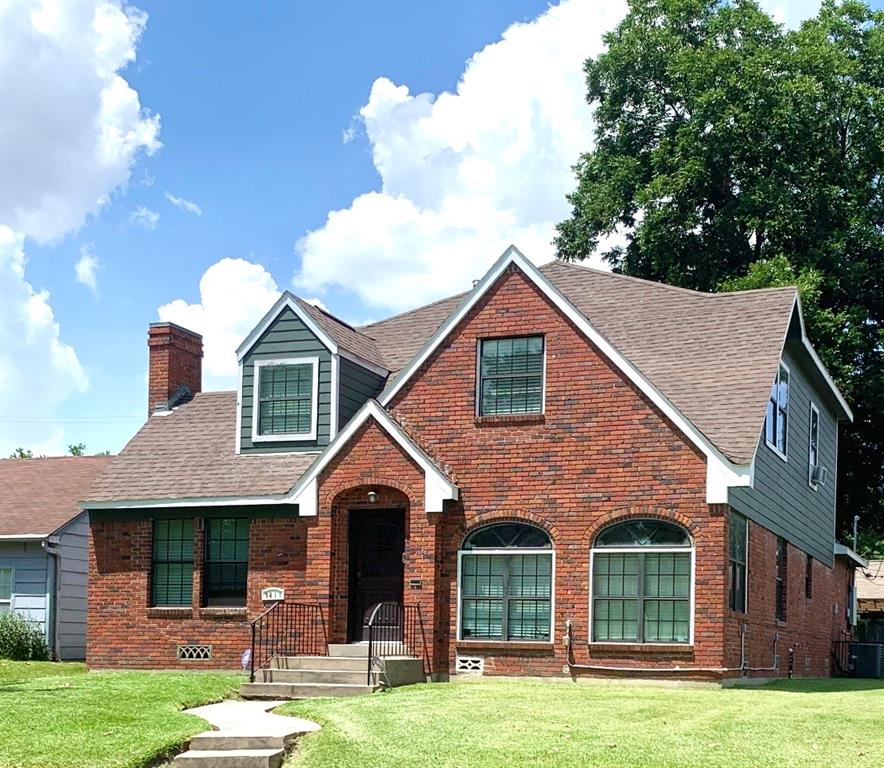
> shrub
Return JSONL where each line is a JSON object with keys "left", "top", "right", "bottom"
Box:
{"left": 0, "top": 611, "right": 51, "bottom": 661}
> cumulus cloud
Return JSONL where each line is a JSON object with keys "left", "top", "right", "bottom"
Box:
{"left": 760, "top": 0, "right": 821, "bottom": 29}
{"left": 129, "top": 205, "right": 159, "bottom": 229}
{"left": 0, "top": 0, "right": 161, "bottom": 242}
{"left": 0, "top": 226, "right": 89, "bottom": 450}
{"left": 294, "top": 0, "right": 627, "bottom": 313}
{"left": 165, "top": 191, "right": 202, "bottom": 216}
{"left": 75, "top": 246, "right": 100, "bottom": 293}
{"left": 158, "top": 258, "right": 280, "bottom": 390}
{"left": 0, "top": 1, "right": 157, "bottom": 454}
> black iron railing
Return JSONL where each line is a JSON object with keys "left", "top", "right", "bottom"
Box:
{"left": 249, "top": 601, "right": 327, "bottom": 683}
{"left": 365, "top": 602, "right": 428, "bottom": 686}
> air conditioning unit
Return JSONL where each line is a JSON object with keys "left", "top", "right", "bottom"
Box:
{"left": 810, "top": 465, "right": 828, "bottom": 486}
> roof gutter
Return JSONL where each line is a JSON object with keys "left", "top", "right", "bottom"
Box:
{"left": 0, "top": 534, "right": 49, "bottom": 541}
{"left": 835, "top": 543, "right": 868, "bottom": 569}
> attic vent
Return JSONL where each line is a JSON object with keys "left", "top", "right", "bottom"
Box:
{"left": 456, "top": 655, "right": 484, "bottom": 675}
{"left": 177, "top": 643, "right": 212, "bottom": 661}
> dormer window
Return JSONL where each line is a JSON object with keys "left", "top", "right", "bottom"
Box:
{"left": 765, "top": 361, "right": 789, "bottom": 460}
{"left": 252, "top": 357, "right": 318, "bottom": 442}
{"left": 478, "top": 336, "right": 544, "bottom": 416}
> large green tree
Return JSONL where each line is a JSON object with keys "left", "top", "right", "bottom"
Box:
{"left": 556, "top": 0, "right": 883, "bottom": 535}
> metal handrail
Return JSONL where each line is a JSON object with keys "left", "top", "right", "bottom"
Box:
{"left": 249, "top": 601, "right": 327, "bottom": 683}
{"left": 365, "top": 601, "right": 428, "bottom": 686}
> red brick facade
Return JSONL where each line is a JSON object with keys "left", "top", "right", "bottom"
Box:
{"left": 88, "top": 266, "right": 854, "bottom": 679}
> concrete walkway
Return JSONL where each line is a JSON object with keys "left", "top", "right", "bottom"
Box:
{"left": 172, "top": 699, "right": 321, "bottom": 767}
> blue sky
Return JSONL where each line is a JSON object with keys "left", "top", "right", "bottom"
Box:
{"left": 0, "top": 0, "right": 863, "bottom": 457}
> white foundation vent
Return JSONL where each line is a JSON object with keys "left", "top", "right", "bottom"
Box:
{"left": 456, "top": 655, "right": 484, "bottom": 675}
{"left": 177, "top": 644, "right": 212, "bottom": 661}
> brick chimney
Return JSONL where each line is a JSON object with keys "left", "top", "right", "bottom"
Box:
{"left": 147, "top": 322, "right": 203, "bottom": 415}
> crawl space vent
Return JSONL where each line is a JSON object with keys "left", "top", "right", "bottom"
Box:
{"left": 177, "top": 644, "right": 212, "bottom": 661}
{"left": 456, "top": 655, "right": 484, "bottom": 675}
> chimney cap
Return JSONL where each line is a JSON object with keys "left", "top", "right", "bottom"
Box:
{"left": 148, "top": 321, "right": 203, "bottom": 339}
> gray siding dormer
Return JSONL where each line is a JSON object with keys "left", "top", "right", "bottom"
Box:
{"left": 729, "top": 343, "right": 840, "bottom": 566}
{"left": 338, "top": 356, "right": 386, "bottom": 428}
{"left": 240, "top": 306, "right": 333, "bottom": 453}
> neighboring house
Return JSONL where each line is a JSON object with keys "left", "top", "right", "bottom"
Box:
{"left": 857, "top": 560, "right": 884, "bottom": 642}
{"left": 84, "top": 247, "right": 863, "bottom": 681}
{"left": 1, "top": 456, "right": 112, "bottom": 659}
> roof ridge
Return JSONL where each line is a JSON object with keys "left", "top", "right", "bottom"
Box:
{"left": 295, "top": 296, "right": 362, "bottom": 333}
{"left": 358, "top": 289, "right": 469, "bottom": 330}
{"left": 543, "top": 260, "right": 798, "bottom": 299}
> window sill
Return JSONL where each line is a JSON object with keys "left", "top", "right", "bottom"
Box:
{"left": 456, "top": 640, "right": 555, "bottom": 652}
{"left": 147, "top": 607, "right": 192, "bottom": 619}
{"left": 475, "top": 413, "right": 545, "bottom": 427}
{"left": 588, "top": 643, "right": 693, "bottom": 653}
{"left": 199, "top": 607, "right": 248, "bottom": 619}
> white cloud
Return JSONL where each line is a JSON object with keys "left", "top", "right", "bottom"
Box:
{"left": 129, "top": 205, "right": 159, "bottom": 229}
{"left": 165, "top": 191, "right": 202, "bottom": 216}
{"left": 304, "top": 297, "right": 328, "bottom": 312}
{"left": 0, "top": 1, "right": 157, "bottom": 454}
{"left": 158, "top": 258, "right": 280, "bottom": 390}
{"left": 0, "top": 226, "right": 89, "bottom": 453}
{"left": 294, "top": 0, "right": 627, "bottom": 314}
{"left": 75, "top": 245, "right": 100, "bottom": 293}
{"left": 760, "top": 0, "right": 821, "bottom": 29}
{"left": 0, "top": 0, "right": 161, "bottom": 243}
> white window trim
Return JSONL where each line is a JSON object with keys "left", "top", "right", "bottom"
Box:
{"left": 0, "top": 566, "right": 13, "bottom": 613}
{"left": 808, "top": 402, "right": 820, "bottom": 490}
{"left": 456, "top": 547, "right": 555, "bottom": 644}
{"left": 588, "top": 545, "right": 695, "bottom": 646}
{"left": 474, "top": 335, "right": 547, "bottom": 418}
{"left": 251, "top": 356, "right": 319, "bottom": 443}
{"left": 765, "top": 360, "right": 790, "bottom": 462}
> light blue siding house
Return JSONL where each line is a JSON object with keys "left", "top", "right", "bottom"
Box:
{"left": 0, "top": 456, "right": 111, "bottom": 660}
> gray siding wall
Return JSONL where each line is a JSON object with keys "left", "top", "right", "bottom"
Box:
{"left": 240, "top": 306, "right": 333, "bottom": 453}
{"left": 0, "top": 541, "right": 49, "bottom": 641}
{"left": 729, "top": 343, "right": 839, "bottom": 566}
{"left": 54, "top": 512, "right": 89, "bottom": 660}
{"left": 338, "top": 357, "right": 386, "bottom": 429}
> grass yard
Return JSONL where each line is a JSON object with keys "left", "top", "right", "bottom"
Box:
{"left": 0, "top": 662, "right": 239, "bottom": 768}
{"left": 279, "top": 678, "right": 884, "bottom": 768}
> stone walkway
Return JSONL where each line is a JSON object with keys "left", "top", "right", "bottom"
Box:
{"left": 172, "top": 699, "right": 321, "bottom": 767}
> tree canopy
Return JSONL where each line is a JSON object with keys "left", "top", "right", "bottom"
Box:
{"left": 557, "top": 0, "right": 883, "bottom": 535}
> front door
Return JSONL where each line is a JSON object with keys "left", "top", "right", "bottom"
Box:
{"left": 348, "top": 509, "right": 405, "bottom": 641}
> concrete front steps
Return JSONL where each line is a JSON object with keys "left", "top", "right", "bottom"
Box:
{"left": 240, "top": 643, "right": 425, "bottom": 700}
{"left": 172, "top": 700, "right": 320, "bottom": 768}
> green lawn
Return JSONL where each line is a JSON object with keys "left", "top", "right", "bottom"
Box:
{"left": 0, "top": 662, "right": 239, "bottom": 768}
{"left": 279, "top": 678, "right": 884, "bottom": 768}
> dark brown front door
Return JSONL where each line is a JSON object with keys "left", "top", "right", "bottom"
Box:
{"left": 348, "top": 509, "right": 405, "bottom": 641}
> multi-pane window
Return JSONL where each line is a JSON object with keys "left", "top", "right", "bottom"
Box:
{"left": 728, "top": 512, "right": 748, "bottom": 613}
{"left": 775, "top": 537, "right": 788, "bottom": 621}
{"left": 151, "top": 519, "right": 194, "bottom": 606}
{"left": 0, "top": 567, "right": 12, "bottom": 614}
{"left": 808, "top": 403, "right": 820, "bottom": 488}
{"left": 805, "top": 554, "right": 813, "bottom": 600}
{"left": 459, "top": 523, "right": 552, "bottom": 641}
{"left": 591, "top": 520, "right": 693, "bottom": 644}
{"left": 256, "top": 360, "right": 316, "bottom": 438}
{"left": 203, "top": 518, "right": 250, "bottom": 606}
{"left": 765, "top": 361, "right": 790, "bottom": 459}
{"left": 478, "top": 336, "right": 544, "bottom": 416}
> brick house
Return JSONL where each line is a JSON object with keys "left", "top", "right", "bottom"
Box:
{"left": 83, "top": 247, "right": 864, "bottom": 684}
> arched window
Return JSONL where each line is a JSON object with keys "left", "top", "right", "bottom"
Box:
{"left": 591, "top": 519, "right": 693, "bottom": 644}
{"left": 459, "top": 522, "right": 552, "bottom": 642}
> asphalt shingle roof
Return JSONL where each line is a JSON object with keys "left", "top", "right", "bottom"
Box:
{"left": 86, "top": 260, "right": 805, "bottom": 505}
{"left": 1, "top": 456, "right": 113, "bottom": 536}
{"left": 85, "top": 392, "right": 318, "bottom": 504}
